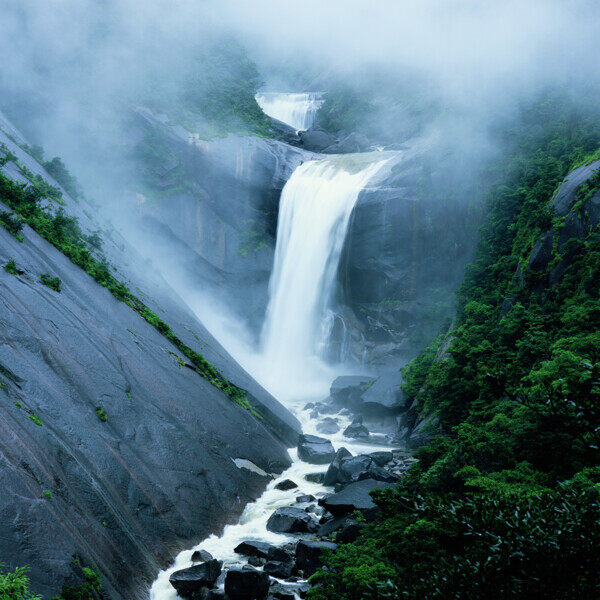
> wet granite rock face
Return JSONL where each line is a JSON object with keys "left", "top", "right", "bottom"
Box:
{"left": 297, "top": 434, "right": 336, "bottom": 465}
{"left": 169, "top": 560, "right": 222, "bottom": 599}
{"left": 338, "top": 149, "right": 479, "bottom": 366}
{"left": 128, "top": 107, "right": 318, "bottom": 332}
{"left": 0, "top": 114, "right": 300, "bottom": 600}
{"left": 266, "top": 507, "right": 318, "bottom": 534}
{"left": 501, "top": 159, "right": 600, "bottom": 308}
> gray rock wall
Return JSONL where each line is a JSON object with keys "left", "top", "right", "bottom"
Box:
{"left": 0, "top": 112, "right": 300, "bottom": 599}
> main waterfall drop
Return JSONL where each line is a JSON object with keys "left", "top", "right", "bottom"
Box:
{"left": 150, "top": 152, "right": 394, "bottom": 600}
{"left": 259, "top": 154, "right": 391, "bottom": 401}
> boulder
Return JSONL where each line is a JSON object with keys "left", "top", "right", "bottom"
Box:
{"left": 191, "top": 549, "right": 214, "bottom": 563}
{"left": 343, "top": 419, "right": 370, "bottom": 439}
{"left": 264, "top": 560, "right": 293, "bottom": 578}
{"left": 268, "top": 545, "right": 294, "bottom": 564}
{"left": 407, "top": 414, "right": 439, "bottom": 450}
{"left": 266, "top": 507, "right": 318, "bottom": 534}
{"left": 316, "top": 417, "right": 340, "bottom": 435}
{"left": 299, "top": 128, "right": 337, "bottom": 152}
{"left": 225, "top": 566, "right": 270, "bottom": 600}
{"left": 319, "top": 479, "right": 395, "bottom": 517}
{"left": 368, "top": 451, "right": 394, "bottom": 466}
{"left": 336, "top": 518, "right": 366, "bottom": 543}
{"left": 323, "top": 447, "right": 353, "bottom": 486}
{"left": 317, "top": 514, "right": 354, "bottom": 537}
{"left": 295, "top": 494, "right": 316, "bottom": 503}
{"left": 274, "top": 479, "right": 298, "bottom": 491}
{"left": 330, "top": 376, "right": 375, "bottom": 406}
{"left": 297, "top": 434, "right": 335, "bottom": 464}
{"left": 295, "top": 540, "right": 338, "bottom": 577}
{"left": 269, "top": 582, "right": 309, "bottom": 600}
{"left": 169, "top": 560, "right": 222, "bottom": 598}
{"left": 234, "top": 540, "right": 272, "bottom": 559}
{"left": 358, "top": 371, "right": 407, "bottom": 415}
{"left": 304, "top": 472, "right": 324, "bottom": 484}
{"left": 337, "top": 455, "right": 373, "bottom": 484}
{"left": 325, "top": 454, "right": 396, "bottom": 487}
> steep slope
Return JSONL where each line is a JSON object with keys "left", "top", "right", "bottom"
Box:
{"left": 0, "top": 113, "right": 300, "bottom": 599}
{"left": 307, "top": 98, "right": 600, "bottom": 600}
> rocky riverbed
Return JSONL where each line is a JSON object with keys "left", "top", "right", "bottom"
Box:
{"left": 151, "top": 375, "right": 418, "bottom": 600}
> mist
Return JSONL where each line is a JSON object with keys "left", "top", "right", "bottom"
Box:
{"left": 2, "top": 0, "right": 600, "bottom": 390}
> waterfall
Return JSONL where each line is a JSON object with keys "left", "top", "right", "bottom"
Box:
{"left": 259, "top": 154, "right": 390, "bottom": 401}
{"left": 255, "top": 92, "right": 323, "bottom": 131}
{"left": 149, "top": 152, "right": 394, "bottom": 600}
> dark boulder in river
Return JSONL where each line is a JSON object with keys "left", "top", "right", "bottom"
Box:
{"left": 320, "top": 479, "right": 396, "bottom": 517}
{"left": 274, "top": 479, "right": 298, "bottom": 491}
{"left": 297, "top": 434, "right": 336, "bottom": 464}
{"left": 191, "top": 549, "right": 214, "bottom": 563}
{"left": 266, "top": 507, "right": 318, "bottom": 533}
{"left": 225, "top": 566, "right": 270, "bottom": 600}
{"left": 234, "top": 540, "right": 272, "bottom": 559}
{"left": 169, "top": 560, "right": 222, "bottom": 598}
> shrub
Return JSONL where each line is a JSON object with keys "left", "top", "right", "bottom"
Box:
{"left": 0, "top": 565, "right": 42, "bottom": 600}
{"left": 39, "top": 274, "right": 62, "bottom": 292}
{"left": 0, "top": 170, "right": 253, "bottom": 413}
{"left": 3, "top": 260, "right": 21, "bottom": 275}
{"left": 0, "top": 211, "right": 24, "bottom": 240}
{"left": 41, "top": 490, "right": 52, "bottom": 500}
{"left": 42, "top": 157, "right": 81, "bottom": 199}
{"left": 27, "top": 413, "right": 42, "bottom": 427}
{"left": 95, "top": 407, "right": 107, "bottom": 422}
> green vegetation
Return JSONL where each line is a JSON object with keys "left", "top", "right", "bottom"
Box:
{"left": 238, "top": 221, "right": 268, "bottom": 257}
{"left": 27, "top": 413, "right": 42, "bottom": 427}
{"left": 94, "top": 407, "right": 107, "bottom": 422}
{"left": 0, "top": 211, "right": 24, "bottom": 241}
{"left": 42, "top": 157, "right": 81, "bottom": 200}
{"left": 148, "top": 39, "right": 273, "bottom": 139}
{"left": 0, "top": 170, "right": 255, "bottom": 414}
{"left": 182, "top": 41, "right": 270, "bottom": 136}
{"left": 41, "top": 491, "right": 52, "bottom": 500}
{"left": 3, "top": 260, "right": 20, "bottom": 275}
{"left": 0, "top": 565, "right": 41, "bottom": 600}
{"left": 0, "top": 563, "right": 101, "bottom": 600}
{"left": 39, "top": 274, "right": 61, "bottom": 292}
{"left": 0, "top": 144, "right": 17, "bottom": 166}
{"left": 309, "top": 96, "right": 600, "bottom": 599}
{"left": 315, "top": 84, "right": 375, "bottom": 135}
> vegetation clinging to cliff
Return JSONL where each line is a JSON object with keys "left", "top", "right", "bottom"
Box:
{"left": 0, "top": 168, "right": 254, "bottom": 413}
{"left": 309, "top": 95, "right": 600, "bottom": 599}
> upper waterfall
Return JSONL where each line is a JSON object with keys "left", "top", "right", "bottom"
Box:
{"left": 259, "top": 153, "right": 391, "bottom": 400}
{"left": 256, "top": 92, "right": 324, "bottom": 131}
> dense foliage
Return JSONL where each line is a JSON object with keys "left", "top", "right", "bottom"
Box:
{"left": 182, "top": 41, "right": 271, "bottom": 136}
{"left": 309, "top": 96, "right": 600, "bottom": 599}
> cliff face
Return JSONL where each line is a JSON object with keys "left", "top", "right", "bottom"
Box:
{"left": 339, "top": 147, "right": 480, "bottom": 368}
{"left": 127, "top": 108, "right": 317, "bottom": 331}
{"left": 0, "top": 113, "right": 300, "bottom": 599}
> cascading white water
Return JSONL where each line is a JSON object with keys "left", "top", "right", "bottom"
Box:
{"left": 150, "top": 152, "right": 394, "bottom": 600}
{"left": 258, "top": 155, "right": 390, "bottom": 401}
{"left": 255, "top": 92, "right": 323, "bottom": 131}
